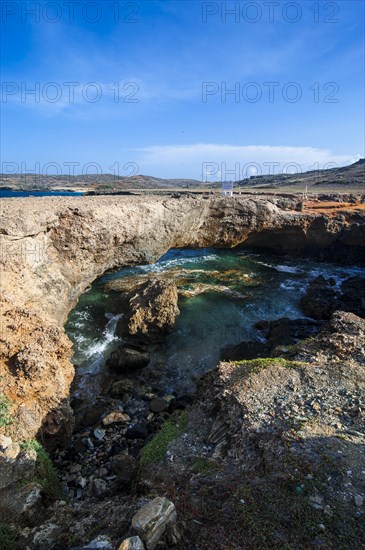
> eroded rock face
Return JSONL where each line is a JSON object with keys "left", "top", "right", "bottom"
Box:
{"left": 0, "top": 297, "right": 74, "bottom": 445}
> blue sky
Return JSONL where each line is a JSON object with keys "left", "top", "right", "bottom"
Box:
{"left": 1, "top": 0, "right": 364, "bottom": 180}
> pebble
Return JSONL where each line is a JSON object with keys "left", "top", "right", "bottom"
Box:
{"left": 69, "top": 463, "right": 82, "bottom": 474}
{"left": 79, "top": 477, "right": 87, "bottom": 488}
{"left": 102, "top": 411, "right": 131, "bottom": 426}
{"left": 94, "top": 429, "right": 106, "bottom": 441}
{"left": 86, "top": 438, "right": 94, "bottom": 450}
{"left": 354, "top": 494, "right": 364, "bottom": 507}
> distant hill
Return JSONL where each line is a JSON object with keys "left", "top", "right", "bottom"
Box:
{"left": 0, "top": 159, "right": 363, "bottom": 192}
{"left": 0, "top": 173, "right": 202, "bottom": 191}
{"left": 236, "top": 158, "right": 365, "bottom": 190}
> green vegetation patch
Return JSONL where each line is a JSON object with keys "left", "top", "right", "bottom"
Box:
{"left": 228, "top": 357, "right": 306, "bottom": 382}
{"left": 192, "top": 458, "right": 221, "bottom": 474}
{"left": 0, "top": 524, "right": 17, "bottom": 550}
{"left": 20, "top": 439, "right": 63, "bottom": 501}
{"left": 140, "top": 411, "right": 188, "bottom": 466}
{"left": 233, "top": 357, "right": 306, "bottom": 372}
{"left": 0, "top": 393, "right": 13, "bottom": 429}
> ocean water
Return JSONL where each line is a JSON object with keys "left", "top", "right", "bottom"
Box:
{"left": 0, "top": 189, "right": 84, "bottom": 198}
{"left": 66, "top": 248, "right": 365, "bottom": 400}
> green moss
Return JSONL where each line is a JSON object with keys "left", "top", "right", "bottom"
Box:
{"left": 192, "top": 458, "right": 221, "bottom": 474}
{"left": 20, "top": 439, "right": 63, "bottom": 501}
{"left": 0, "top": 524, "right": 17, "bottom": 550}
{"left": 235, "top": 357, "right": 305, "bottom": 370}
{"left": 0, "top": 393, "right": 12, "bottom": 429}
{"left": 229, "top": 358, "right": 306, "bottom": 383}
{"left": 140, "top": 411, "right": 188, "bottom": 466}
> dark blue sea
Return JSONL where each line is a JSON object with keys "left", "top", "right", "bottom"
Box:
{"left": 0, "top": 189, "right": 84, "bottom": 198}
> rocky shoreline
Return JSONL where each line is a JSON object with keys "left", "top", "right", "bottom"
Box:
{"left": 1, "top": 194, "right": 365, "bottom": 549}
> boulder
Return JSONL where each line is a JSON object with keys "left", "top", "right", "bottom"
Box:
{"left": 118, "top": 537, "right": 145, "bottom": 550}
{"left": 0, "top": 443, "right": 37, "bottom": 489}
{"left": 109, "top": 377, "right": 135, "bottom": 398}
{"left": 118, "top": 278, "right": 180, "bottom": 343}
{"left": 107, "top": 346, "right": 150, "bottom": 373}
{"left": 259, "top": 317, "right": 319, "bottom": 347}
{"left": 339, "top": 276, "right": 365, "bottom": 318}
{"left": 221, "top": 317, "right": 318, "bottom": 361}
{"left": 84, "top": 535, "right": 113, "bottom": 549}
{"left": 300, "top": 276, "right": 337, "bottom": 319}
{"left": 221, "top": 340, "right": 269, "bottom": 361}
{"left": 131, "top": 497, "right": 177, "bottom": 550}
{"left": 0, "top": 482, "right": 44, "bottom": 526}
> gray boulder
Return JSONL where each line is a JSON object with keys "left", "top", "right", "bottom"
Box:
{"left": 132, "top": 497, "right": 177, "bottom": 550}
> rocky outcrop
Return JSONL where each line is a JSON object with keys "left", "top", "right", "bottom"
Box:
{"left": 300, "top": 275, "right": 365, "bottom": 320}
{"left": 139, "top": 311, "right": 365, "bottom": 548}
{"left": 221, "top": 316, "right": 319, "bottom": 361}
{"left": 0, "top": 195, "right": 364, "bottom": 446}
{"left": 117, "top": 278, "right": 180, "bottom": 343}
{"left": 300, "top": 276, "right": 338, "bottom": 319}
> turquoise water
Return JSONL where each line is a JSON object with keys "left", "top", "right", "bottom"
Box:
{"left": 0, "top": 189, "right": 84, "bottom": 197}
{"left": 66, "top": 248, "right": 365, "bottom": 399}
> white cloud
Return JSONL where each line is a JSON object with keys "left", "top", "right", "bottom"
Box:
{"left": 129, "top": 143, "right": 357, "bottom": 180}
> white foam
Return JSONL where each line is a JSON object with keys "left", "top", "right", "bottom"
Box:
{"left": 84, "top": 313, "right": 122, "bottom": 359}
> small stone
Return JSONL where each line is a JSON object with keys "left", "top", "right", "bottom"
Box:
{"left": 84, "top": 534, "right": 113, "bottom": 549}
{"left": 88, "top": 478, "right": 107, "bottom": 498}
{"left": 79, "top": 477, "right": 87, "bottom": 488}
{"left": 0, "top": 434, "right": 12, "bottom": 451}
{"left": 86, "top": 438, "right": 94, "bottom": 450}
{"left": 318, "top": 524, "right": 326, "bottom": 531}
{"left": 126, "top": 423, "right": 148, "bottom": 440}
{"left": 69, "top": 463, "right": 82, "bottom": 474}
{"left": 102, "top": 411, "right": 131, "bottom": 426}
{"left": 118, "top": 536, "right": 145, "bottom": 550}
{"left": 309, "top": 494, "right": 323, "bottom": 505}
{"left": 309, "top": 494, "right": 324, "bottom": 509}
{"left": 149, "top": 398, "right": 168, "bottom": 413}
{"left": 354, "top": 494, "right": 364, "bottom": 507}
{"left": 94, "top": 428, "right": 106, "bottom": 441}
